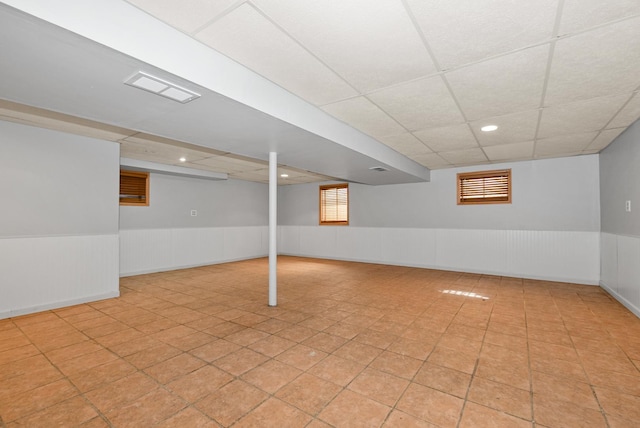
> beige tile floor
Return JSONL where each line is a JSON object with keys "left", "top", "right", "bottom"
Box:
{"left": 1, "top": 256, "right": 640, "bottom": 427}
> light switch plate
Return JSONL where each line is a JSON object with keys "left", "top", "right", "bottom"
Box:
{"left": 191, "top": 210, "right": 197, "bottom": 216}
{"left": 625, "top": 200, "right": 631, "bottom": 212}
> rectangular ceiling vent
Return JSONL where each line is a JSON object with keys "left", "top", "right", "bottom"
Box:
{"left": 369, "top": 166, "right": 389, "bottom": 172}
{"left": 124, "top": 71, "right": 200, "bottom": 103}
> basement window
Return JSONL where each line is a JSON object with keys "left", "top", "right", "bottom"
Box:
{"left": 320, "top": 183, "right": 349, "bottom": 225}
{"left": 120, "top": 170, "right": 149, "bottom": 206}
{"left": 457, "top": 169, "right": 511, "bottom": 205}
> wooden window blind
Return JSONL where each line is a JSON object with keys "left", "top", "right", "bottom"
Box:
{"left": 457, "top": 169, "right": 511, "bottom": 205}
{"left": 120, "top": 170, "right": 149, "bottom": 206}
{"left": 319, "top": 183, "right": 349, "bottom": 225}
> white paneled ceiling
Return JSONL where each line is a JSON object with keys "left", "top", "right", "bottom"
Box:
{"left": 250, "top": 0, "right": 437, "bottom": 93}
{"left": 321, "top": 97, "right": 406, "bottom": 139}
{"left": 1, "top": 0, "right": 639, "bottom": 183}
{"left": 368, "top": 76, "right": 465, "bottom": 131}
{"left": 195, "top": 3, "right": 358, "bottom": 106}
{"left": 414, "top": 124, "right": 478, "bottom": 152}
{"left": 407, "top": 0, "right": 559, "bottom": 69}
{"left": 123, "top": 0, "right": 640, "bottom": 170}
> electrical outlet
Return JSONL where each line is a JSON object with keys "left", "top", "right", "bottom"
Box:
{"left": 191, "top": 210, "right": 197, "bottom": 217}
{"left": 625, "top": 200, "right": 631, "bottom": 212}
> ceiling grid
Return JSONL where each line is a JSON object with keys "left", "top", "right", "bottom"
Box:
{"left": 1, "top": 0, "right": 639, "bottom": 183}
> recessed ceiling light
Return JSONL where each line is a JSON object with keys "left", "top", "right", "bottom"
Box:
{"left": 179, "top": 157, "right": 186, "bottom": 162}
{"left": 481, "top": 125, "right": 498, "bottom": 132}
{"left": 280, "top": 174, "right": 289, "bottom": 178}
{"left": 124, "top": 71, "right": 201, "bottom": 104}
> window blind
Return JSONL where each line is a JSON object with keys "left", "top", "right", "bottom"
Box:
{"left": 120, "top": 170, "right": 149, "bottom": 206}
{"left": 319, "top": 184, "right": 349, "bottom": 225}
{"left": 457, "top": 169, "right": 511, "bottom": 205}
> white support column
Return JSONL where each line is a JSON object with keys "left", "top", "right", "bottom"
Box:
{"left": 268, "top": 152, "right": 277, "bottom": 306}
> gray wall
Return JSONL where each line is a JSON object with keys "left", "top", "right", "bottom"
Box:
{"left": 600, "top": 119, "right": 640, "bottom": 236}
{"left": 0, "top": 120, "right": 119, "bottom": 237}
{"left": 279, "top": 155, "right": 601, "bottom": 232}
{"left": 119, "top": 173, "right": 268, "bottom": 229}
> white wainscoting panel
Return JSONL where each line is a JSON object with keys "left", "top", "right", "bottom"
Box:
{"left": 380, "top": 228, "right": 437, "bottom": 267}
{"left": 279, "top": 225, "right": 300, "bottom": 255}
{"left": 119, "top": 229, "right": 173, "bottom": 275}
{"left": 0, "top": 234, "right": 119, "bottom": 319}
{"left": 601, "top": 233, "right": 640, "bottom": 317}
{"left": 224, "top": 227, "right": 268, "bottom": 261}
{"left": 436, "top": 229, "right": 508, "bottom": 275}
{"left": 298, "top": 226, "right": 338, "bottom": 258}
{"left": 278, "top": 226, "right": 600, "bottom": 285}
{"left": 616, "top": 235, "right": 640, "bottom": 309}
{"left": 506, "top": 230, "right": 600, "bottom": 284}
{"left": 600, "top": 233, "right": 618, "bottom": 294}
{"left": 120, "top": 226, "right": 268, "bottom": 276}
{"left": 172, "top": 228, "right": 224, "bottom": 268}
{"left": 336, "top": 227, "right": 383, "bottom": 262}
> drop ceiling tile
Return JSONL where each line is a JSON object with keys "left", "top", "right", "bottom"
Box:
{"left": 413, "top": 123, "right": 478, "bottom": 152}
{"left": 125, "top": 0, "right": 238, "bottom": 33}
{"left": 483, "top": 141, "right": 534, "bottom": 162}
{"left": 120, "top": 140, "right": 213, "bottom": 164}
{"left": 536, "top": 151, "right": 588, "bottom": 159}
{"left": 228, "top": 169, "right": 269, "bottom": 183}
{"left": 411, "top": 153, "right": 452, "bottom": 169}
{"left": 277, "top": 166, "right": 334, "bottom": 183}
{"left": 368, "top": 76, "right": 465, "bottom": 130}
{"left": 545, "top": 16, "right": 640, "bottom": 105}
{"left": 283, "top": 174, "right": 334, "bottom": 185}
{"left": 120, "top": 149, "right": 185, "bottom": 166}
{"left": 232, "top": 167, "right": 330, "bottom": 184}
{"left": 407, "top": 0, "right": 557, "bottom": 69}
{"left": 538, "top": 94, "right": 629, "bottom": 138}
{"left": 559, "top": 0, "right": 640, "bottom": 35}
{"left": 252, "top": 0, "right": 436, "bottom": 92}
{"left": 196, "top": 163, "right": 247, "bottom": 174}
{"left": 438, "top": 148, "right": 488, "bottom": 165}
{"left": 276, "top": 167, "right": 311, "bottom": 179}
{"left": 322, "top": 96, "right": 405, "bottom": 138}
{"left": 582, "top": 149, "right": 600, "bottom": 155}
{"left": 121, "top": 133, "right": 226, "bottom": 156}
{"left": 379, "top": 133, "right": 432, "bottom": 157}
{"left": 607, "top": 94, "right": 640, "bottom": 129}
{"left": 586, "top": 128, "right": 626, "bottom": 151}
{"left": 446, "top": 45, "right": 549, "bottom": 120}
{"left": 471, "top": 110, "right": 539, "bottom": 147}
{"left": 196, "top": 4, "right": 357, "bottom": 105}
{"left": 534, "top": 132, "right": 597, "bottom": 157}
{"left": 191, "top": 154, "right": 266, "bottom": 173}
{"left": 227, "top": 167, "right": 315, "bottom": 184}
